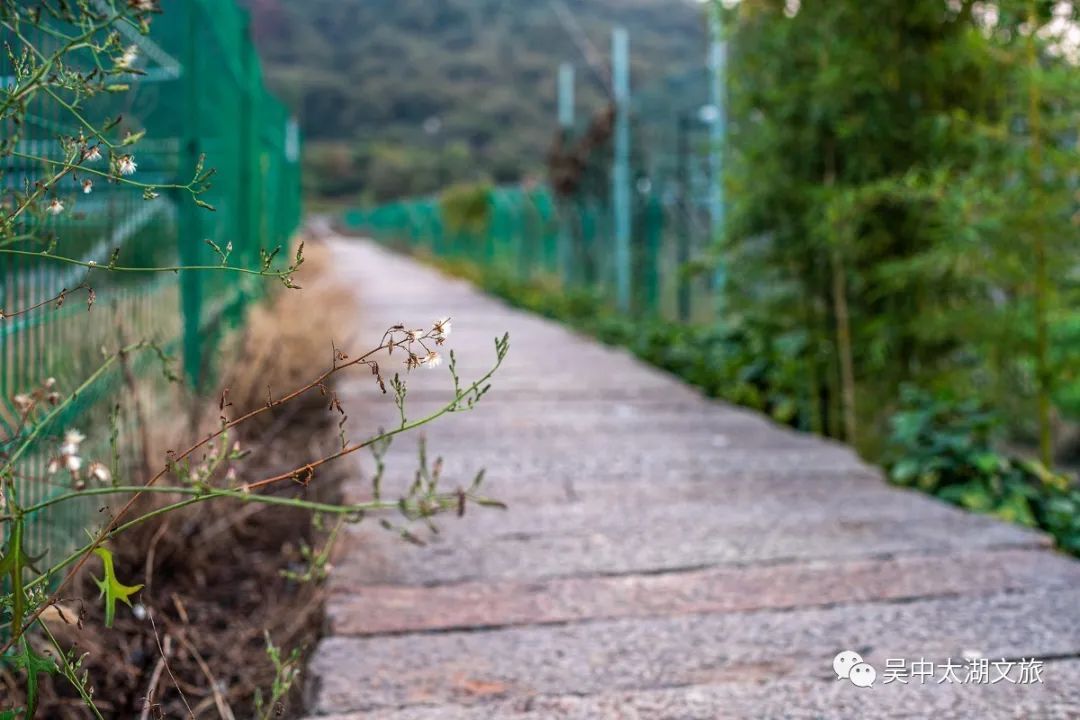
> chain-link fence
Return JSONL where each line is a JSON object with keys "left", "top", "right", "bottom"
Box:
{"left": 1, "top": 0, "right": 301, "bottom": 564}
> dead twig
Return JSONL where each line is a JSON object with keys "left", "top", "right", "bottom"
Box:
{"left": 148, "top": 612, "right": 194, "bottom": 719}
{"left": 174, "top": 631, "right": 236, "bottom": 720}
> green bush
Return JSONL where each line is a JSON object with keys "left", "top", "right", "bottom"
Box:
{"left": 440, "top": 182, "right": 494, "bottom": 235}
{"left": 886, "top": 387, "right": 1080, "bottom": 555}
{"left": 441, "top": 260, "right": 812, "bottom": 431}
{"left": 432, "top": 257, "right": 1080, "bottom": 557}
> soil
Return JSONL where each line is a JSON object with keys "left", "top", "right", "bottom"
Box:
{"left": 5, "top": 389, "right": 345, "bottom": 719}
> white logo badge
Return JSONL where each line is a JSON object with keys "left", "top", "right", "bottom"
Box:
{"left": 834, "top": 651, "right": 875, "bottom": 688}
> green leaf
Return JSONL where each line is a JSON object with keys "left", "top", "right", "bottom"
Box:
{"left": 0, "top": 517, "right": 28, "bottom": 637}
{"left": 889, "top": 458, "right": 920, "bottom": 484}
{"left": 93, "top": 547, "right": 143, "bottom": 628}
{"left": 0, "top": 637, "right": 56, "bottom": 717}
{"left": 121, "top": 129, "right": 145, "bottom": 146}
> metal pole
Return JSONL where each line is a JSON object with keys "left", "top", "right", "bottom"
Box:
{"left": 709, "top": 7, "right": 728, "bottom": 306}
{"left": 612, "top": 27, "right": 631, "bottom": 313}
{"left": 677, "top": 113, "right": 691, "bottom": 323}
{"left": 179, "top": 0, "right": 203, "bottom": 389}
{"left": 558, "top": 62, "right": 575, "bottom": 130}
{"left": 557, "top": 62, "right": 575, "bottom": 287}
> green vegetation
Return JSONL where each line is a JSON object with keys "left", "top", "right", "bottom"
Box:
{"left": 393, "top": 251, "right": 1080, "bottom": 556}
{"left": 886, "top": 388, "right": 1080, "bottom": 555}
{"left": 339, "top": 1, "right": 1080, "bottom": 550}
{"left": 244, "top": 0, "right": 705, "bottom": 200}
{"left": 723, "top": 0, "right": 1079, "bottom": 463}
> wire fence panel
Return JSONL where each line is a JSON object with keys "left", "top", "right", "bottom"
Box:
{"left": 1, "top": 0, "right": 301, "bottom": 569}
{"left": 343, "top": 58, "right": 719, "bottom": 326}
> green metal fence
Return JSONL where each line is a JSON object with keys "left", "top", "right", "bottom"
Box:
{"left": 343, "top": 51, "right": 720, "bottom": 325}
{"left": 1, "top": 0, "right": 301, "bottom": 566}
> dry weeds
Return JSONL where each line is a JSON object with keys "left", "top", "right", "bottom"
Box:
{"left": 7, "top": 233, "right": 360, "bottom": 719}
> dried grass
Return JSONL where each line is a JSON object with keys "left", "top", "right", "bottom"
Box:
{"left": 15, "top": 232, "right": 360, "bottom": 719}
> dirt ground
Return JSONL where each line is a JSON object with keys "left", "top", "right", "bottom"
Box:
{"left": 2, "top": 237, "right": 359, "bottom": 718}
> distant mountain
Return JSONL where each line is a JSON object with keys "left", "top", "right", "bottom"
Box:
{"left": 243, "top": 0, "right": 707, "bottom": 200}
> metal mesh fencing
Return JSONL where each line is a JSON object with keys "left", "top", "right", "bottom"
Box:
{"left": 342, "top": 60, "right": 720, "bottom": 325}
{"left": 1, "top": 0, "right": 301, "bottom": 565}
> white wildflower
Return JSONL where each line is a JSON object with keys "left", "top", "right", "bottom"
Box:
{"left": 65, "top": 454, "right": 82, "bottom": 473}
{"left": 83, "top": 145, "right": 102, "bottom": 163}
{"left": 44, "top": 377, "right": 56, "bottom": 388}
{"left": 61, "top": 429, "right": 86, "bottom": 455}
{"left": 82, "top": 179, "right": 93, "bottom": 194}
{"left": 425, "top": 351, "right": 443, "bottom": 369}
{"left": 132, "top": 603, "right": 148, "bottom": 620}
{"left": 46, "top": 198, "right": 64, "bottom": 215}
{"left": 117, "top": 45, "right": 138, "bottom": 69}
{"left": 406, "top": 328, "right": 424, "bottom": 342}
{"left": 118, "top": 155, "right": 137, "bottom": 176}
{"left": 88, "top": 462, "right": 111, "bottom": 484}
{"left": 433, "top": 317, "right": 452, "bottom": 338}
{"left": 13, "top": 394, "right": 33, "bottom": 413}
{"left": 47, "top": 458, "right": 61, "bottom": 475}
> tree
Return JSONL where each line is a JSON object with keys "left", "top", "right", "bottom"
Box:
{"left": 721, "top": 0, "right": 1079, "bottom": 458}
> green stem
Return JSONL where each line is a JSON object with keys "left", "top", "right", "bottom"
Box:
{"left": 10, "top": 152, "right": 194, "bottom": 191}
{"left": 0, "top": 249, "right": 292, "bottom": 278}
{"left": 23, "top": 486, "right": 472, "bottom": 594}
{"left": 41, "top": 87, "right": 116, "bottom": 149}
{"left": 38, "top": 620, "right": 106, "bottom": 720}
{"left": 20, "top": 484, "right": 389, "bottom": 517}
{"left": 0, "top": 11, "right": 123, "bottom": 118}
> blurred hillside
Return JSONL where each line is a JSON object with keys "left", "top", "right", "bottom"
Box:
{"left": 244, "top": 0, "right": 706, "bottom": 200}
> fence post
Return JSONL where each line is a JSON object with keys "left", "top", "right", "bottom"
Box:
{"left": 229, "top": 10, "right": 256, "bottom": 323}
{"left": 612, "top": 27, "right": 632, "bottom": 313}
{"left": 557, "top": 62, "right": 575, "bottom": 289}
{"left": 676, "top": 112, "right": 691, "bottom": 323}
{"left": 643, "top": 193, "right": 663, "bottom": 315}
{"left": 709, "top": 7, "right": 727, "bottom": 311}
{"left": 178, "top": 0, "right": 203, "bottom": 388}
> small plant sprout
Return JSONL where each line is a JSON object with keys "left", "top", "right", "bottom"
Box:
{"left": 254, "top": 633, "right": 303, "bottom": 720}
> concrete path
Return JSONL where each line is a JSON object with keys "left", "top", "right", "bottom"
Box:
{"left": 304, "top": 233, "right": 1080, "bottom": 719}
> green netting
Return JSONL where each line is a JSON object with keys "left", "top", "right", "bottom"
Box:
{"left": 1, "top": 0, "right": 301, "bottom": 567}
{"left": 343, "top": 57, "right": 719, "bottom": 325}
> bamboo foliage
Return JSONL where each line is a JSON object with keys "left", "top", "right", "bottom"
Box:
{"left": 721, "top": 0, "right": 1079, "bottom": 456}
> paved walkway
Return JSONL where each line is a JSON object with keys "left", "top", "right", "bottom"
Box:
{"left": 304, "top": 233, "right": 1080, "bottom": 719}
